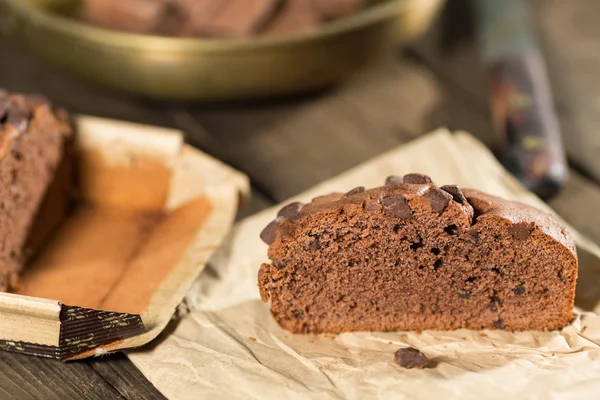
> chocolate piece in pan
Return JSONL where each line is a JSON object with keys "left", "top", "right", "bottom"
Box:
{"left": 82, "top": 0, "right": 167, "bottom": 33}
{"left": 310, "top": 0, "right": 366, "bottom": 19}
{"left": 202, "top": 0, "right": 280, "bottom": 38}
{"left": 261, "top": 0, "right": 321, "bottom": 36}
{"left": 170, "top": 0, "right": 227, "bottom": 37}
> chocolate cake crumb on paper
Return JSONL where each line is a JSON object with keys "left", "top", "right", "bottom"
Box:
{"left": 395, "top": 347, "right": 428, "bottom": 369}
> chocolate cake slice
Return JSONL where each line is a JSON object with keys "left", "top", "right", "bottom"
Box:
{"left": 258, "top": 174, "right": 578, "bottom": 333}
{"left": 0, "top": 91, "right": 72, "bottom": 291}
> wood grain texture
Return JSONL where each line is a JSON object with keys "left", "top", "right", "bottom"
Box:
{"left": 177, "top": 56, "right": 441, "bottom": 202}
{"left": 1, "top": 0, "right": 600, "bottom": 398}
{"left": 89, "top": 354, "right": 165, "bottom": 400}
{"left": 0, "top": 351, "right": 124, "bottom": 400}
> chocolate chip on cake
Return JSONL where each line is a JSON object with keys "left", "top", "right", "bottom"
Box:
{"left": 381, "top": 195, "right": 412, "bottom": 219}
{"left": 364, "top": 199, "right": 381, "bottom": 212}
{"left": 258, "top": 177, "right": 577, "bottom": 333}
{"left": 424, "top": 187, "right": 453, "bottom": 213}
{"left": 260, "top": 218, "right": 281, "bottom": 245}
{"left": 402, "top": 173, "right": 433, "bottom": 185}
{"left": 385, "top": 175, "right": 404, "bottom": 186}
{"left": 5, "top": 105, "right": 32, "bottom": 133}
{"left": 395, "top": 347, "right": 428, "bottom": 369}
{"left": 342, "top": 186, "right": 365, "bottom": 198}
{"left": 493, "top": 319, "right": 506, "bottom": 329}
{"left": 440, "top": 185, "right": 466, "bottom": 204}
{"left": 278, "top": 202, "right": 304, "bottom": 219}
{"left": 508, "top": 222, "right": 535, "bottom": 240}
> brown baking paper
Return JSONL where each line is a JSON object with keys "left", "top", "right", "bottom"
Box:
{"left": 128, "top": 129, "right": 600, "bottom": 399}
{"left": 0, "top": 116, "right": 249, "bottom": 360}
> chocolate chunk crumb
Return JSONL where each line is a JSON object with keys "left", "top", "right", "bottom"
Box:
{"left": 402, "top": 173, "right": 433, "bottom": 185}
{"left": 458, "top": 290, "right": 471, "bottom": 299}
{"left": 493, "top": 319, "right": 505, "bottom": 329}
{"left": 440, "top": 185, "right": 466, "bottom": 204}
{"left": 309, "top": 237, "right": 321, "bottom": 250}
{"left": 425, "top": 188, "right": 453, "bottom": 213}
{"left": 508, "top": 222, "right": 535, "bottom": 240}
{"left": 342, "top": 186, "right": 365, "bottom": 198}
{"left": 395, "top": 347, "right": 428, "bottom": 369}
{"left": 513, "top": 285, "right": 526, "bottom": 295}
{"left": 385, "top": 175, "right": 403, "bottom": 185}
{"left": 444, "top": 224, "right": 458, "bottom": 235}
{"left": 273, "top": 261, "right": 285, "bottom": 269}
{"left": 381, "top": 196, "right": 412, "bottom": 219}
{"left": 260, "top": 218, "right": 281, "bottom": 245}
{"left": 6, "top": 105, "right": 31, "bottom": 132}
{"left": 278, "top": 202, "right": 304, "bottom": 219}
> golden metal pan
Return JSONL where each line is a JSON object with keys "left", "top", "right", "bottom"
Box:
{"left": 2, "top": 0, "right": 444, "bottom": 100}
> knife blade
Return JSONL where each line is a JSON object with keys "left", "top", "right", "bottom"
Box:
{"left": 474, "top": 0, "right": 567, "bottom": 199}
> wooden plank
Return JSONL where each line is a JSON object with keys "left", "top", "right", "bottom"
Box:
{"left": 0, "top": 351, "right": 123, "bottom": 400}
{"left": 0, "top": 36, "right": 171, "bottom": 128}
{"left": 177, "top": 55, "right": 442, "bottom": 202}
{"left": 549, "top": 171, "right": 600, "bottom": 245}
{"left": 89, "top": 354, "right": 166, "bottom": 400}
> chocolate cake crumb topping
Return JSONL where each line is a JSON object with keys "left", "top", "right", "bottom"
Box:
{"left": 395, "top": 347, "right": 428, "bottom": 369}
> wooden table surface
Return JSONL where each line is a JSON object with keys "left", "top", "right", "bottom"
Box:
{"left": 2, "top": 0, "right": 600, "bottom": 398}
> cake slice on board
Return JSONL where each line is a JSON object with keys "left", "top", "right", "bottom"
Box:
{"left": 259, "top": 173, "right": 577, "bottom": 333}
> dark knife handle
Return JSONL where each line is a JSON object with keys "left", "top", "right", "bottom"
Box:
{"left": 488, "top": 50, "right": 568, "bottom": 199}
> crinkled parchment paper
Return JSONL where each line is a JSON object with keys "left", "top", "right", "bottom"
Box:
{"left": 127, "top": 129, "right": 600, "bottom": 400}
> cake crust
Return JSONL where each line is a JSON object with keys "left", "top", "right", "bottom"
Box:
{"left": 258, "top": 174, "right": 578, "bottom": 333}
